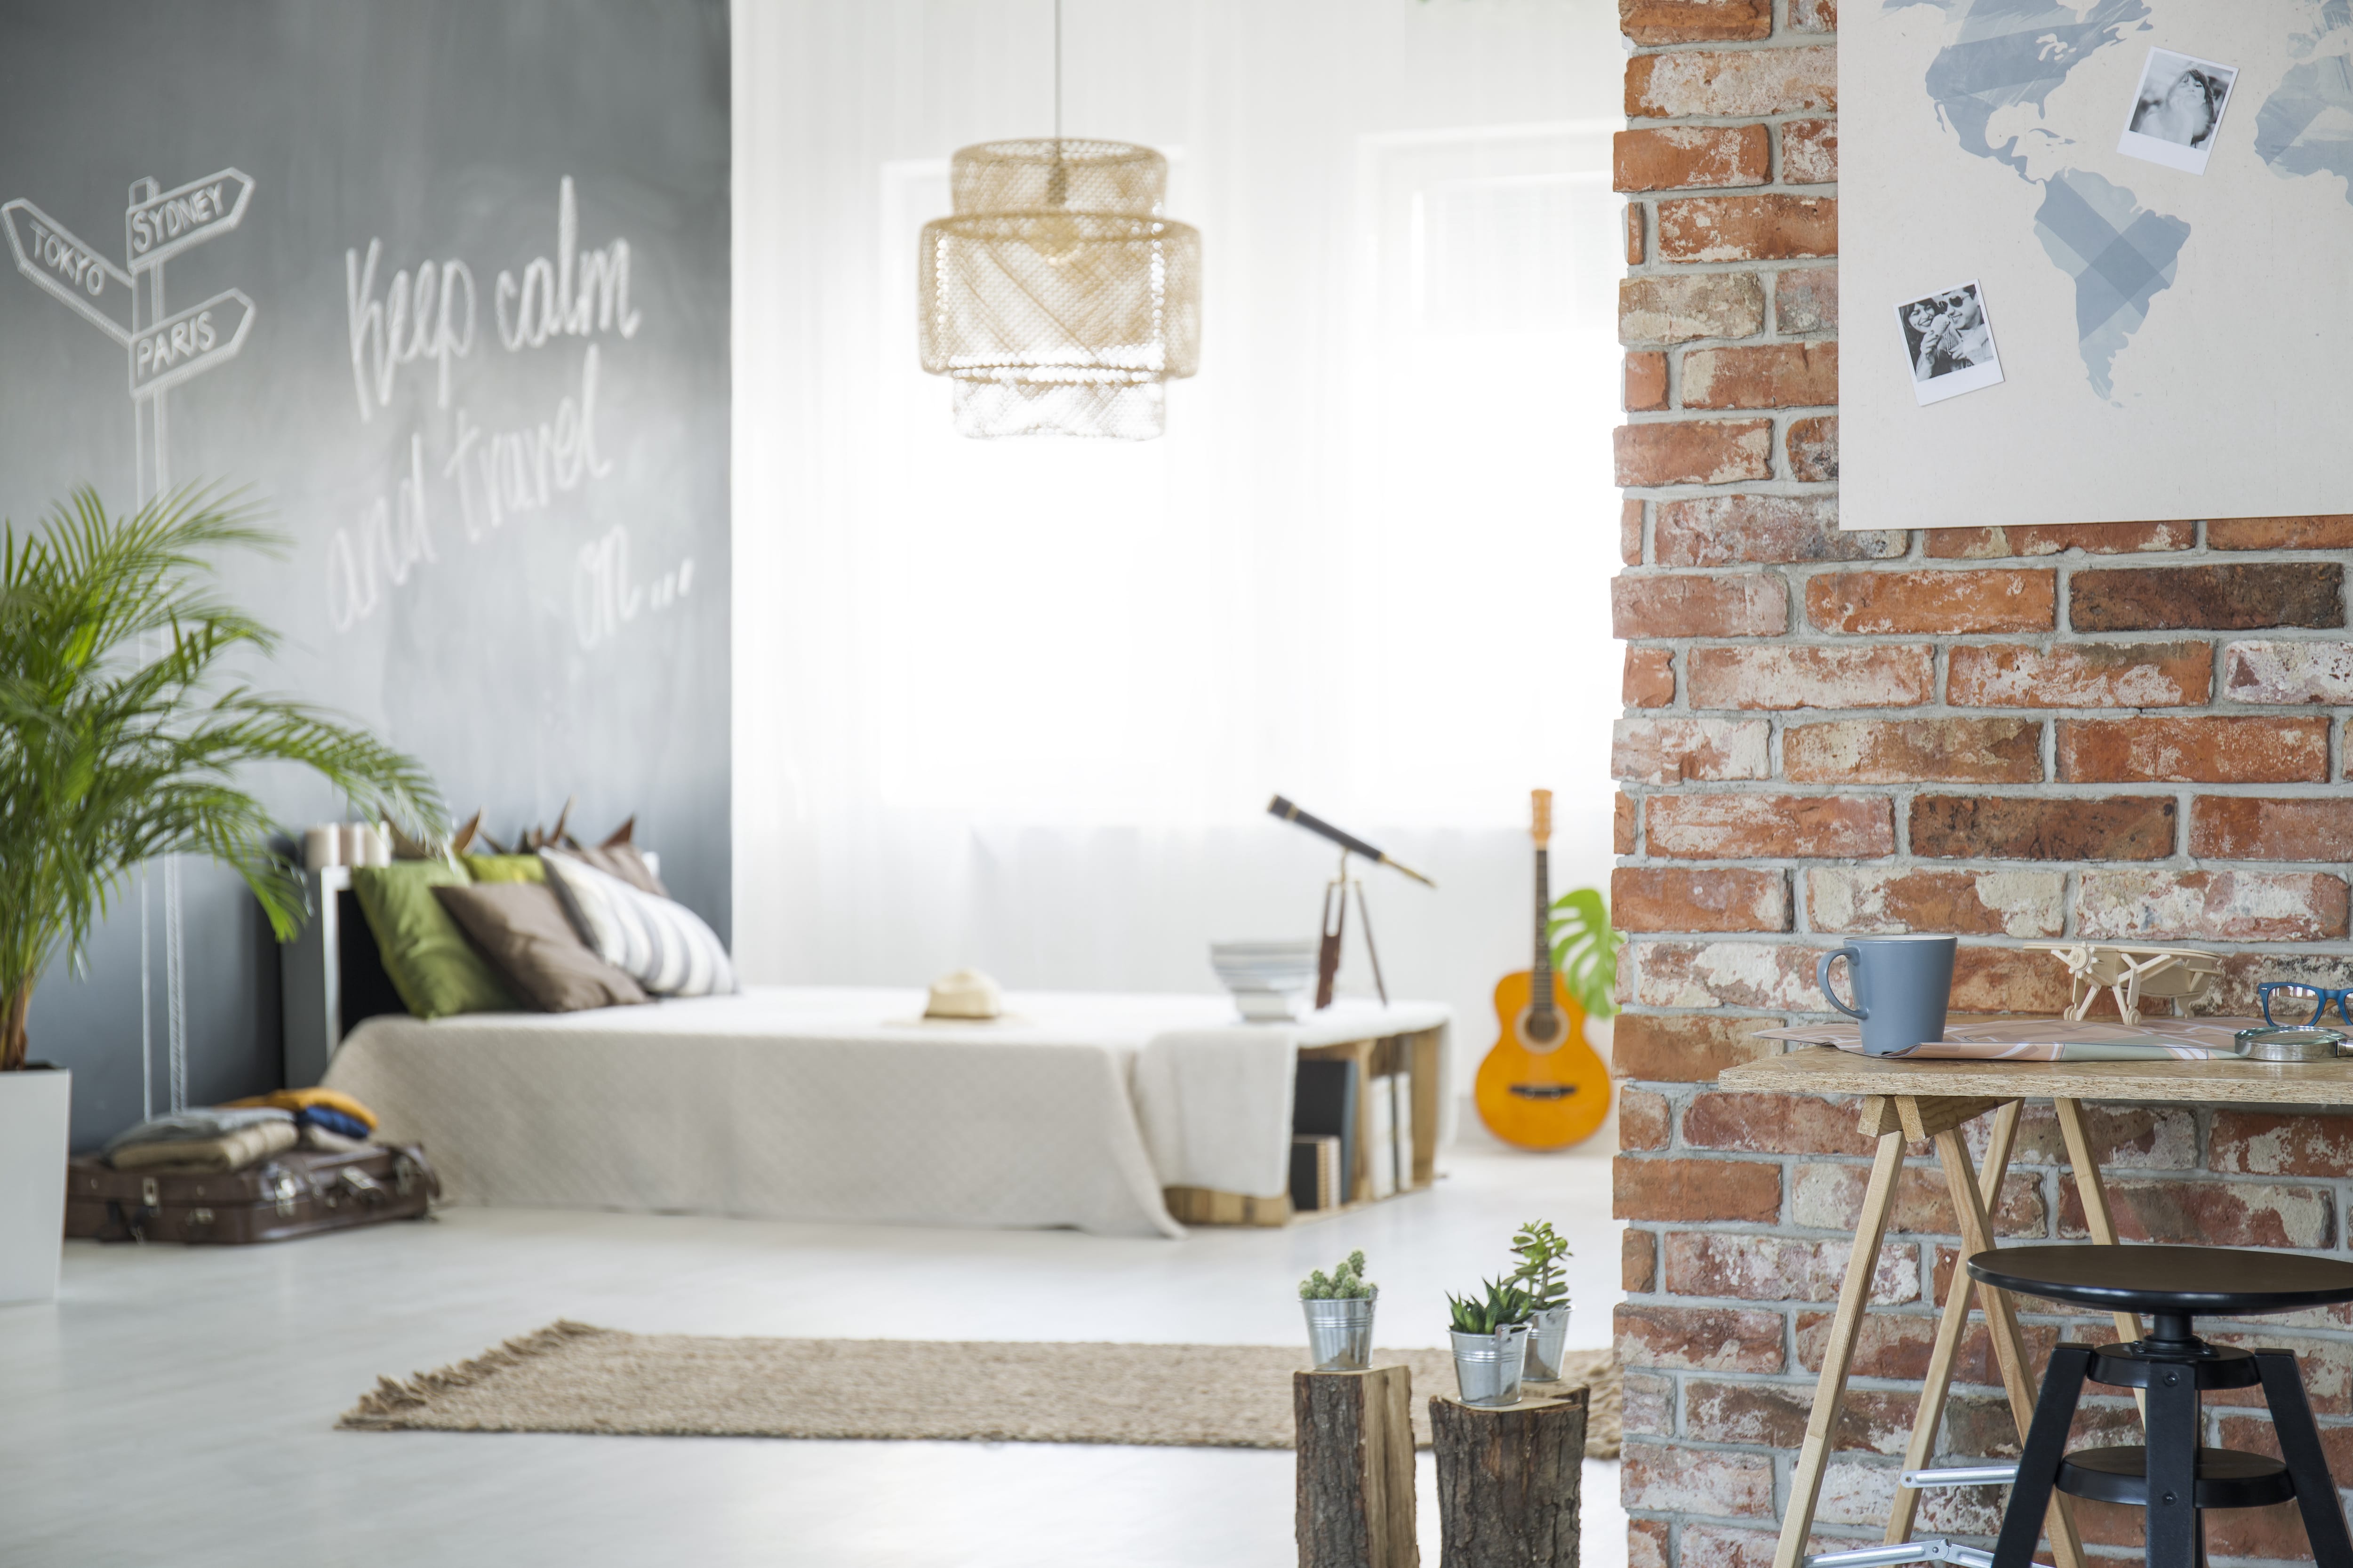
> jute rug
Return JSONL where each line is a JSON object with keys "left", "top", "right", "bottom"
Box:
{"left": 341, "top": 1322, "right": 1621, "bottom": 1458}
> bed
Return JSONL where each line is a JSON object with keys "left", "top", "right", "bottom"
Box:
{"left": 288, "top": 870, "right": 1451, "bottom": 1238}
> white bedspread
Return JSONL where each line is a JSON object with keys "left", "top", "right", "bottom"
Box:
{"left": 323, "top": 987, "right": 1449, "bottom": 1239}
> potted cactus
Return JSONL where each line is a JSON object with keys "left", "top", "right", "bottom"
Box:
{"left": 1508, "top": 1219, "right": 1574, "bottom": 1382}
{"left": 1446, "top": 1275, "right": 1534, "bottom": 1406}
{"left": 1299, "top": 1250, "right": 1378, "bottom": 1371}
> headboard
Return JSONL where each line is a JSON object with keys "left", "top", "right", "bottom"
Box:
{"left": 280, "top": 856, "right": 658, "bottom": 1087}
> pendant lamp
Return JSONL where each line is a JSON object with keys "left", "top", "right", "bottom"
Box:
{"left": 917, "top": 5, "right": 1201, "bottom": 439}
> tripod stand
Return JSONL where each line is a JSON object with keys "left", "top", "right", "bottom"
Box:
{"left": 1315, "top": 849, "right": 1390, "bottom": 1008}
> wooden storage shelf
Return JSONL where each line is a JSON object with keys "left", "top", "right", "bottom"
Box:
{"left": 1163, "top": 1025, "right": 1443, "bottom": 1228}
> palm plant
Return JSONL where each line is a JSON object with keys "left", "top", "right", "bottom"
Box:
{"left": 1546, "top": 887, "right": 1620, "bottom": 1019}
{"left": 0, "top": 487, "right": 443, "bottom": 1072}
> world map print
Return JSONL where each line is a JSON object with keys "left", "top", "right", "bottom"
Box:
{"left": 1893, "top": 0, "right": 2353, "bottom": 398}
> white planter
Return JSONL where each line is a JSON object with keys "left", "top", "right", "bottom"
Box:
{"left": 0, "top": 1068, "right": 70, "bottom": 1304}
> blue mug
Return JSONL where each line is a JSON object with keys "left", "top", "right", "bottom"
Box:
{"left": 1816, "top": 936, "right": 1957, "bottom": 1057}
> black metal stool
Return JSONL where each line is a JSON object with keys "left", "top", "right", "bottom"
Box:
{"left": 1967, "top": 1244, "right": 2353, "bottom": 1568}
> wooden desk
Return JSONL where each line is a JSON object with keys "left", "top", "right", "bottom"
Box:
{"left": 1717, "top": 1046, "right": 2353, "bottom": 1568}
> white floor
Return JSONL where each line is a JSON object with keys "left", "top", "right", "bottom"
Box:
{"left": 0, "top": 1139, "right": 1623, "bottom": 1568}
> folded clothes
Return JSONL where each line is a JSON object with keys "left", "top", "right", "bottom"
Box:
{"left": 107, "top": 1120, "right": 299, "bottom": 1172}
{"left": 224, "top": 1087, "right": 379, "bottom": 1130}
{"left": 296, "top": 1106, "right": 372, "bottom": 1141}
{"left": 298, "top": 1124, "right": 371, "bottom": 1154}
{"left": 101, "top": 1107, "right": 293, "bottom": 1155}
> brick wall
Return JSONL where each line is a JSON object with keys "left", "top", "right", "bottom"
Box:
{"left": 1609, "top": 3, "right": 2353, "bottom": 1565}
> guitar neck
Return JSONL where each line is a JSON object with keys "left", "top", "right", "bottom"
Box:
{"left": 1531, "top": 845, "right": 1553, "bottom": 1005}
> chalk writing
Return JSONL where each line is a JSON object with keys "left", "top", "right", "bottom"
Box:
{"left": 442, "top": 345, "right": 611, "bottom": 539}
{"left": 327, "top": 433, "right": 439, "bottom": 632}
{"left": 575, "top": 526, "right": 692, "bottom": 650}
{"left": 495, "top": 176, "right": 641, "bottom": 351}
{"left": 345, "top": 239, "right": 477, "bottom": 421}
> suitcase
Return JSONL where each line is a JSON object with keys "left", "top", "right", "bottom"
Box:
{"left": 64, "top": 1144, "right": 439, "bottom": 1245}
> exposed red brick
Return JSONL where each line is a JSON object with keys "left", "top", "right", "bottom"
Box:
{"left": 1621, "top": 498, "right": 1645, "bottom": 567}
{"left": 2201, "top": 1333, "right": 2353, "bottom": 1416}
{"left": 1613, "top": 717, "right": 1772, "bottom": 784}
{"left": 2223, "top": 640, "right": 2353, "bottom": 704}
{"left": 1776, "top": 266, "right": 1837, "bottom": 332}
{"left": 1619, "top": 1087, "right": 1673, "bottom": 1152}
{"left": 1625, "top": 202, "right": 1645, "bottom": 266}
{"left": 1781, "top": 119, "right": 1838, "bottom": 183}
{"left": 1654, "top": 494, "right": 1897, "bottom": 566}
{"left": 2206, "top": 515, "right": 2353, "bottom": 550}
{"left": 1786, "top": 415, "right": 1837, "bottom": 481}
{"left": 1623, "top": 1227, "right": 1658, "bottom": 1292}
{"left": 1663, "top": 1231, "right": 1917, "bottom": 1304}
{"left": 1613, "top": 420, "right": 1775, "bottom": 487}
{"left": 1657, "top": 195, "right": 1838, "bottom": 263}
{"left": 1789, "top": 0, "right": 1836, "bottom": 30}
{"left": 2057, "top": 1177, "right": 2334, "bottom": 1250}
{"left": 2076, "top": 868, "right": 2349, "bottom": 942}
{"left": 1806, "top": 569, "right": 2055, "bottom": 635}
{"left": 1630, "top": 941, "right": 1832, "bottom": 1010}
{"left": 1614, "top": 124, "right": 1770, "bottom": 192}
{"left": 1611, "top": 573, "right": 1786, "bottom": 638}
{"left": 1946, "top": 640, "right": 2210, "bottom": 708}
{"left": 1617, "top": 1302, "right": 1786, "bottom": 1373}
{"left": 1797, "top": 1311, "right": 2060, "bottom": 1387}
{"left": 1980, "top": 1103, "right": 2198, "bottom": 1172}
{"left": 2059, "top": 716, "right": 2329, "bottom": 784}
{"left": 1619, "top": 272, "right": 1765, "bottom": 344}
{"left": 1624, "top": 645, "right": 1674, "bottom": 708}
{"left": 1615, "top": 1155, "right": 1782, "bottom": 1223}
{"left": 1685, "top": 1380, "right": 1913, "bottom": 1455}
{"left": 1688, "top": 644, "right": 1934, "bottom": 709}
{"left": 1626, "top": 48, "right": 1838, "bottom": 119}
{"left": 1618, "top": 0, "right": 1772, "bottom": 43}
{"left": 2211, "top": 1110, "right": 2353, "bottom": 1176}
{"left": 1807, "top": 867, "right": 2066, "bottom": 939}
{"left": 1610, "top": 1013, "right": 1783, "bottom": 1083}
{"left": 1623, "top": 351, "right": 1668, "bottom": 412}
{"left": 1620, "top": 1441, "right": 1776, "bottom": 1520}
{"left": 1923, "top": 520, "right": 2195, "bottom": 558}
{"left": 1613, "top": 866, "right": 1789, "bottom": 933}
{"left": 1615, "top": 792, "right": 1637, "bottom": 855}
{"left": 1941, "top": 1390, "right": 2141, "bottom": 1460}
{"left": 1683, "top": 343, "right": 1838, "bottom": 409}
{"left": 1683, "top": 1090, "right": 1873, "bottom": 1156}
{"left": 1783, "top": 717, "right": 2041, "bottom": 784}
{"left": 1629, "top": 1519, "right": 1669, "bottom": 1568}
{"left": 1646, "top": 794, "right": 1894, "bottom": 859}
{"left": 1910, "top": 794, "right": 2176, "bottom": 861}
{"left": 2073, "top": 563, "right": 2345, "bottom": 632}
{"left": 2193, "top": 797, "right": 2353, "bottom": 861}
{"left": 1791, "top": 1161, "right": 2046, "bottom": 1239}
{"left": 1949, "top": 945, "right": 2074, "bottom": 1013}
{"left": 2202, "top": 952, "right": 2353, "bottom": 1020}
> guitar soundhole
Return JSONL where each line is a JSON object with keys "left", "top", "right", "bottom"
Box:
{"left": 1509, "top": 1084, "right": 1577, "bottom": 1101}
{"left": 1524, "top": 1011, "right": 1561, "bottom": 1046}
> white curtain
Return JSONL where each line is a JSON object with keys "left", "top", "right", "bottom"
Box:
{"left": 732, "top": 0, "right": 1627, "bottom": 1097}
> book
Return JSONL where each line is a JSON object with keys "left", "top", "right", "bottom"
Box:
{"left": 1293, "top": 1058, "right": 1360, "bottom": 1205}
{"left": 1366, "top": 1074, "right": 1398, "bottom": 1200}
{"left": 1290, "top": 1134, "right": 1341, "bottom": 1212}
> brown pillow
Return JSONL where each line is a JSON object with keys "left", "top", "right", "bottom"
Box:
{"left": 432, "top": 883, "right": 649, "bottom": 1012}
{"left": 558, "top": 843, "right": 668, "bottom": 897}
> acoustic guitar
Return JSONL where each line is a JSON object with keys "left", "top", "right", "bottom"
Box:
{"left": 1473, "top": 789, "right": 1612, "bottom": 1150}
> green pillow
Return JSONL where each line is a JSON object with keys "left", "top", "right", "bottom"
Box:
{"left": 464, "top": 854, "right": 546, "bottom": 884}
{"left": 352, "top": 863, "right": 520, "bottom": 1019}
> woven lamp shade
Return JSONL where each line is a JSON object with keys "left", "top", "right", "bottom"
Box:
{"left": 919, "top": 139, "right": 1201, "bottom": 440}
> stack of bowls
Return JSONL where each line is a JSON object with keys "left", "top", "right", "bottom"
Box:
{"left": 1209, "top": 940, "right": 1319, "bottom": 1021}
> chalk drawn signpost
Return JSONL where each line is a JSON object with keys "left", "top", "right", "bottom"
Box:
{"left": 1, "top": 168, "right": 259, "bottom": 1117}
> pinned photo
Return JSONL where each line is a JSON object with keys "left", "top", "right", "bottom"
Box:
{"left": 1896, "top": 281, "right": 2004, "bottom": 407}
{"left": 2119, "top": 48, "right": 2238, "bottom": 174}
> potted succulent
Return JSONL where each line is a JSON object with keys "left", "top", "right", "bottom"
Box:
{"left": 1509, "top": 1219, "right": 1574, "bottom": 1382}
{"left": 0, "top": 488, "right": 439, "bottom": 1303}
{"left": 1446, "top": 1275, "right": 1533, "bottom": 1406}
{"left": 1299, "top": 1249, "right": 1378, "bottom": 1370}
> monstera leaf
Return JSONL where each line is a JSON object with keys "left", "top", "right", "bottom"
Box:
{"left": 1545, "top": 887, "right": 1620, "bottom": 1020}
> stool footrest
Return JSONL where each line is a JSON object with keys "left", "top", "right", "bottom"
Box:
{"left": 2055, "top": 1445, "right": 2293, "bottom": 1511}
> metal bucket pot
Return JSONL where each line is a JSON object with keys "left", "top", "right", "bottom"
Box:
{"left": 1450, "top": 1323, "right": 1530, "bottom": 1407}
{"left": 1303, "top": 1296, "right": 1377, "bottom": 1371}
{"left": 1521, "top": 1304, "right": 1573, "bottom": 1382}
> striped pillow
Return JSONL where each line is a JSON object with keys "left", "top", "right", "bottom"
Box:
{"left": 539, "top": 851, "right": 736, "bottom": 998}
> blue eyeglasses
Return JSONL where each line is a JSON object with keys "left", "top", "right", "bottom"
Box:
{"left": 2260, "top": 982, "right": 2353, "bottom": 1028}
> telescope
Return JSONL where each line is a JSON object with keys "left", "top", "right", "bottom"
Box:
{"left": 1266, "top": 794, "right": 1434, "bottom": 1008}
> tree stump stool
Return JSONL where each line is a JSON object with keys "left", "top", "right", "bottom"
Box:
{"left": 1295, "top": 1366, "right": 1418, "bottom": 1568}
{"left": 1429, "top": 1386, "right": 1587, "bottom": 1568}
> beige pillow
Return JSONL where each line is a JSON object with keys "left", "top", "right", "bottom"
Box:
{"left": 432, "top": 883, "right": 649, "bottom": 1012}
{"left": 565, "top": 842, "right": 668, "bottom": 897}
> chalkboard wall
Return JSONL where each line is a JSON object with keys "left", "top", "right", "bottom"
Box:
{"left": 0, "top": 1, "right": 733, "bottom": 1147}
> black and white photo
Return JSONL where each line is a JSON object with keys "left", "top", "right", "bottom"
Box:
{"left": 2119, "top": 47, "right": 2238, "bottom": 174}
{"left": 1895, "top": 280, "right": 2004, "bottom": 406}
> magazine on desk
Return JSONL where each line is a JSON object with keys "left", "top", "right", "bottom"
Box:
{"left": 1755, "top": 1016, "right": 2273, "bottom": 1062}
